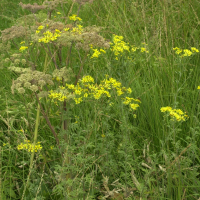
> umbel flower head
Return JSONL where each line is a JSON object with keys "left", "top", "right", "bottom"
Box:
{"left": 10, "top": 67, "right": 54, "bottom": 94}
{"left": 52, "top": 67, "right": 74, "bottom": 82}
{"left": 19, "top": 2, "right": 46, "bottom": 13}
{"left": 73, "top": 0, "right": 94, "bottom": 5}
{"left": 43, "top": 0, "right": 60, "bottom": 11}
{"left": 74, "top": 26, "right": 110, "bottom": 51}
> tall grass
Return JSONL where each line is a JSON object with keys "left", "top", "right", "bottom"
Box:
{"left": 0, "top": 0, "right": 200, "bottom": 199}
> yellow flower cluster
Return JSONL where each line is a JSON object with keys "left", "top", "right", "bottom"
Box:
{"left": 160, "top": 106, "right": 189, "bottom": 122}
{"left": 108, "top": 35, "right": 149, "bottom": 60}
{"left": 110, "top": 34, "right": 130, "bottom": 60}
{"left": 65, "top": 76, "right": 139, "bottom": 110}
{"left": 20, "top": 41, "right": 25, "bottom": 44}
{"left": 69, "top": 14, "right": 82, "bottom": 21}
{"left": 71, "top": 24, "right": 83, "bottom": 34}
{"left": 173, "top": 47, "right": 199, "bottom": 57}
{"left": 17, "top": 140, "right": 42, "bottom": 153}
{"left": 19, "top": 46, "right": 28, "bottom": 52}
{"left": 49, "top": 86, "right": 69, "bottom": 103}
{"left": 90, "top": 48, "right": 106, "bottom": 59}
{"left": 35, "top": 15, "right": 83, "bottom": 43}
{"left": 48, "top": 75, "right": 140, "bottom": 114}
{"left": 140, "top": 47, "right": 149, "bottom": 53}
{"left": 122, "top": 97, "right": 141, "bottom": 111}
{"left": 38, "top": 30, "right": 61, "bottom": 43}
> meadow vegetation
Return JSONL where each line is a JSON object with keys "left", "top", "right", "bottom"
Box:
{"left": 0, "top": 0, "right": 200, "bottom": 199}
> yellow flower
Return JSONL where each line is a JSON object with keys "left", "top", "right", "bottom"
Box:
{"left": 100, "top": 49, "right": 106, "bottom": 53}
{"left": 66, "top": 84, "right": 75, "bottom": 89}
{"left": 17, "top": 140, "right": 42, "bottom": 152}
{"left": 56, "top": 77, "right": 61, "bottom": 81}
{"left": 131, "top": 46, "right": 138, "bottom": 52}
{"left": 38, "top": 25, "right": 44, "bottom": 30}
{"left": 81, "top": 75, "right": 94, "bottom": 83}
{"left": 84, "top": 93, "right": 88, "bottom": 98}
{"left": 127, "top": 88, "right": 132, "bottom": 94}
{"left": 75, "top": 89, "right": 82, "bottom": 95}
{"left": 173, "top": 47, "right": 182, "bottom": 55}
{"left": 55, "top": 29, "right": 61, "bottom": 33}
{"left": 182, "top": 49, "right": 192, "bottom": 57}
{"left": 161, "top": 106, "right": 189, "bottom": 122}
{"left": 91, "top": 49, "right": 101, "bottom": 58}
{"left": 70, "top": 14, "right": 76, "bottom": 20}
{"left": 130, "top": 103, "right": 140, "bottom": 110}
{"left": 160, "top": 106, "right": 172, "bottom": 112}
{"left": 69, "top": 14, "right": 82, "bottom": 21}
{"left": 117, "top": 89, "right": 123, "bottom": 96}
{"left": 50, "top": 145, "right": 54, "bottom": 150}
{"left": 191, "top": 47, "right": 199, "bottom": 53}
{"left": 57, "top": 12, "right": 61, "bottom": 14}
{"left": 64, "top": 28, "right": 70, "bottom": 31}
{"left": 20, "top": 41, "right": 25, "bottom": 44}
{"left": 141, "top": 47, "right": 149, "bottom": 53}
{"left": 197, "top": 86, "right": 200, "bottom": 90}
{"left": 74, "top": 97, "right": 82, "bottom": 104}
{"left": 19, "top": 46, "right": 28, "bottom": 52}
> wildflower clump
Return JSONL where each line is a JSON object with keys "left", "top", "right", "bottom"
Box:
{"left": 173, "top": 47, "right": 199, "bottom": 57}
{"left": 109, "top": 35, "right": 149, "bottom": 60}
{"left": 49, "top": 75, "right": 141, "bottom": 113}
{"left": 160, "top": 106, "right": 189, "bottom": 122}
{"left": 17, "top": 140, "right": 42, "bottom": 152}
{"left": 110, "top": 34, "right": 130, "bottom": 60}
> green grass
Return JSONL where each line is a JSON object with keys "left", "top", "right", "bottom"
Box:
{"left": 0, "top": 0, "right": 200, "bottom": 199}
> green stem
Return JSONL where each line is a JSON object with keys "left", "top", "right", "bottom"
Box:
{"left": 30, "top": 102, "right": 40, "bottom": 168}
{"left": 43, "top": 51, "right": 49, "bottom": 73}
{"left": 22, "top": 103, "right": 40, "bottom": 199}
